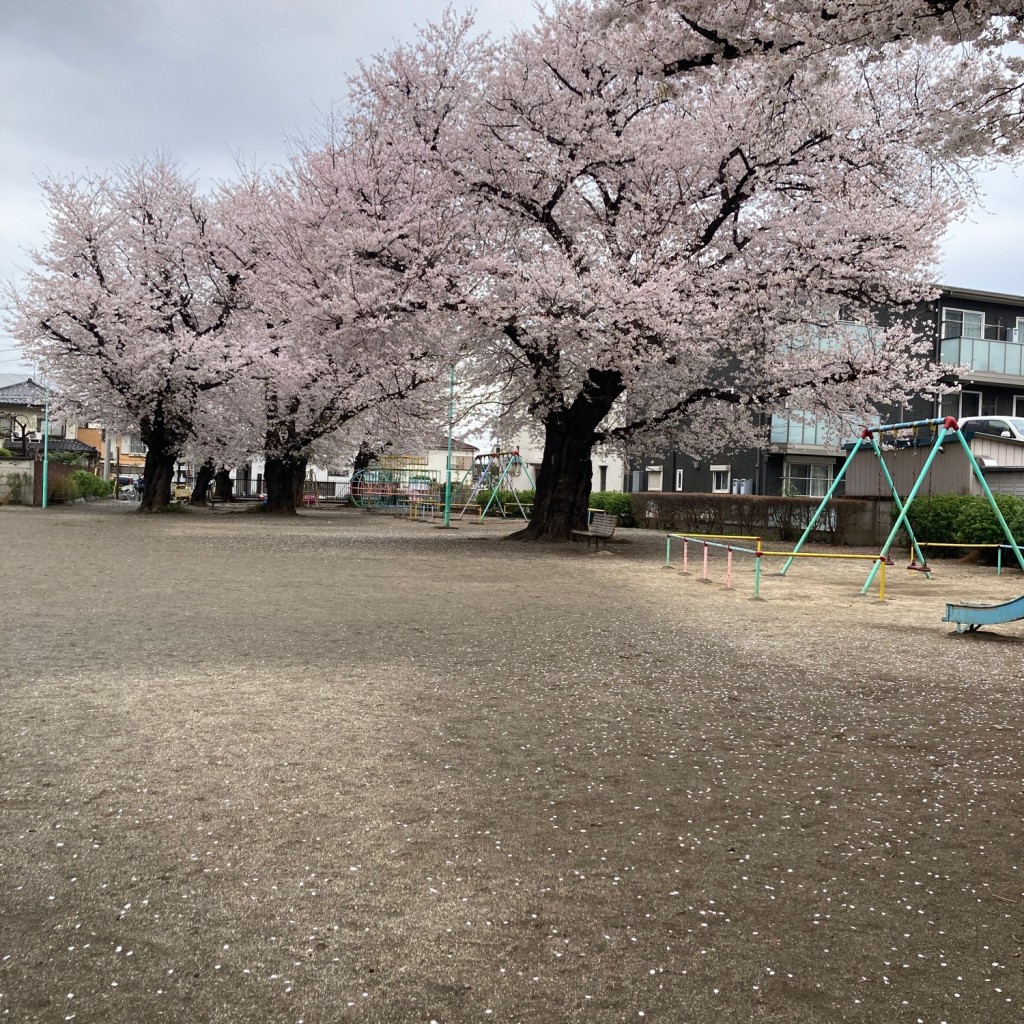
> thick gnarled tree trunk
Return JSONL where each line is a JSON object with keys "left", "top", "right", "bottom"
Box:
{"left": 213, "top": 468, "right": 235, "bottom": 503}
{"left": 511, "top": 370, "right": 623, "bottom": 542}
{"left": 189, "top": 460, "right": 216, "bottom": 505}
{"left": 138, "top": 414, "right": 178, "bottom": 511}
{"left": 262, "top": 454, "right": 308, "bottom": 514}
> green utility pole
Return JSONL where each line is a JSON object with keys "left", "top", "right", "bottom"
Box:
{"left": 442, "top": 365, "right": 455, "bottom": 528}
{"left": 41, "top": 383, "right": 50, "bottom": 509}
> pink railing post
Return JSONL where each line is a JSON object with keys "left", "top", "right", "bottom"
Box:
{"left": 702, "top": 542, "right": 709, "bottom": 581}
{"left": 726, "top": 546, "right": 733, "bottom": 588}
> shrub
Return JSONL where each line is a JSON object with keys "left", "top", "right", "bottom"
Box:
{"left": 954, "top": 494, "right": 1024, "bottom": 546}
{"left": 0, "top": 446, "right": 11, "bottom": 458}
{"left": 901, "top": 493, "right": 965, "bottom": 547}
{"left": 901, "top": 492, "right": 1024, "bottom": 558}
{"left": 48, "top": 474, "right": 80, "bottom": 503}
{"left": 69, "top": 470, "right": 114, "bottom": 498}
{"left": 4, "top": 472, "right": 33, "bottom": 504}
{"left": 589, "top": 491, "right": 634, "bottom": 524}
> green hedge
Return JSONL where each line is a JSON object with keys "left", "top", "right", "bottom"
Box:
{"left": 589, "top": 491, "right": 635, "bottom": 525}
{"left": 902, "top": 492, "right": 1024, "bottom": 553}
{"left": 68, "top": 470, "right": 115, "bottom": 498}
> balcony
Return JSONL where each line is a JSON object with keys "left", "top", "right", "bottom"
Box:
{"left": 941, "top": 330, "right": 1024, "bottom": 379}
{"left": 769, "top": 415, "right": 840, "bottom": 448}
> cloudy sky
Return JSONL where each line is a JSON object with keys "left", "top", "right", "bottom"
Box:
{"left": 2, "top": 0, "right": 1023, "bottom": 376}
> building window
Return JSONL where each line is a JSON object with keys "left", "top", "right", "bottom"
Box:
{"left": 711, "top": 465, "right": 731, "bottom": 493}
{"left": 783, "top": 461, "right": 833, "bottom": 497}
{"left": 598, "top": 464, "right": 607, "bottom": 491}
{"left": 941, "top": 308, "right": 985, "bottom": 340}
{"left": 675, "top": 468, "right": 684, "bottom": 491}
{"left": 1014, "top": 396, "right": 1024, "bottom": 418}
{"left": 940, "top": 390, "right": 982, "bottom": 420}
{"left": 124, "top": 434, "right": 147, "bottom": 455}
{"left": 646, "top": 467, "right": 663, "bottom": 491}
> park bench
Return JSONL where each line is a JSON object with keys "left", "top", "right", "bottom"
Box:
{"left": 572, "top": 511, "right": 617, "bottom": 549}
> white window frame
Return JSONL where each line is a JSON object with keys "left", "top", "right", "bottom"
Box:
{"left": 710, "top": 465, "right": 731, "bottom": 494}
{"left": 783, "top": 459, "right": 834, "bottom": 498}
{"left": 941, "top": 307, "right": 985, "bottom": 340}
{"left": 124, "top": 433, "right": 148, "bottom": 456}
{"left": 942, "top": 390, "right": 982, "bottom": 420}
{"left": 675, "top": 468, "right": 684, "bottom": 491}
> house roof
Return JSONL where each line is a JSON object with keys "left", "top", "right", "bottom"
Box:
{"left": 938, "top": 284, "right": 1024, "bottom": 307}
{"left": 428, "top": 437, "right": 479, "bottom": 453}
{"left": 2, "top": 436, "right": 98, "bottom": 457}
{"left": 0, "top": 377, "right": 47, "bottom": 406}
{"left": 0, "top": 373, "right": 32, "bottom": 389}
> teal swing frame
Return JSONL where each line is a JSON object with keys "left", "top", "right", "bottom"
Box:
{"left": 780, "top": 416, "right": 1024, "bottom": 595}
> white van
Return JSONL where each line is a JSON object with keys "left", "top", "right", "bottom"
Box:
{"left": 956, "top": 416, "right": 1024, "bottom": 441}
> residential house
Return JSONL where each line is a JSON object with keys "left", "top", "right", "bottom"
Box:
{"left": 0, "top": 376, "right": 98, "bottom": 466}
{"left": 628, "top": 285, "right": 1024, "bottom": 499}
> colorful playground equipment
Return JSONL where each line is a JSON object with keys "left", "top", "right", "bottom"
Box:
{"left": 456, "top": 450, "right": 535, "bottom": 521}
{"left": 665, "top": 417, "right": 1024, "bottom": 623}
{"left": 782, "top": 416, "right": 1024, "bottom": 595}
{"left": 665, "top": 533, "right": 887, "bottom": 600}
{"left": 349, "top": 455, "right": 442, "bottom": 513}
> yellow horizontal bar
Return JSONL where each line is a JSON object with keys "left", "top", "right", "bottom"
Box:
{"left": 915, "top": 542, "right": 1000, "bottom": 548}
{"left": 760, "top": 551, "right": 880, "bottom": 561}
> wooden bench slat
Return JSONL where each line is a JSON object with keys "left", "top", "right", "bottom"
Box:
{"left": 572, "top": 512, "right": 617, "bottom": 548}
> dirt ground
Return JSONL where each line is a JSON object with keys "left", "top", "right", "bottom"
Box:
{"left": 1, "top": 501, "right": 1022, "bottom": 1024}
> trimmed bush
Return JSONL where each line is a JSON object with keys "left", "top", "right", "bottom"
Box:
{"left": 901, "top": 492, "right": 1024, "bottom": 557}
{"left": 954, "top": 494, "right": 1024, "bottom": 546}
{"left": 69, "top": 470, "right": 114, "bottom": 498}
{"left": 589, "top": 491, "right": 634, "bottom": 525}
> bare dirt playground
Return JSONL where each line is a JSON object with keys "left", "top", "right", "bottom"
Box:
{"left": 2, "top": 501, "right": 1023, "bottom": 1023}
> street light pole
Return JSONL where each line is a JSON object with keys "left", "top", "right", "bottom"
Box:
{"left": 41, "top": 382, "right": 50, "bottom": 509}
{"left": 442, "top": 364, "right": 455, "bottom": 528}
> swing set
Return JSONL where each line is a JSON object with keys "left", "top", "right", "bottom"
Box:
{"left": 781, "top": 415, "right": 1024, "bottom": 595}
{"left": 456, "top": 449, "right": 535, "bottom": 521}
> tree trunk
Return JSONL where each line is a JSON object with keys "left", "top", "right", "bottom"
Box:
{"left": 189, "top": 460, "right": 215, "bottom": 505}
{"left": 352, "top": 439, "right": 382, "bottom": 475}
{"left": 511, "top": 371, "right": 623, "bottom": 542}
{"left": 263, "top": 455, "right": 308, "bottom": 513}
{"left": 214, "top": 468, "right": 234, "bottom": 502}
{"left": 138, "top": 446, "right": 176, "bottom": 511}
{"left": 136, "top": 407, "right": 181, "bottom": 511}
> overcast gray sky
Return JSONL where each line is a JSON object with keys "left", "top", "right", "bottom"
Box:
{"left": 2, "top": 0, "right": 1023, "bottom": 376}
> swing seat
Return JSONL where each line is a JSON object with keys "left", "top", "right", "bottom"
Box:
{"left": 907, "top": 560, "right": 930, "bottom": 573}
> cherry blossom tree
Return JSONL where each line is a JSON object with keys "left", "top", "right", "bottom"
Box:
{"left": 355, "top": 1, "right": 1024, "bottom": 540}
{"left": 5, "top": 159, "right": 254, "bottom": 510}
{"left": 231, "top": 120, "right": 462, "bottom": 513}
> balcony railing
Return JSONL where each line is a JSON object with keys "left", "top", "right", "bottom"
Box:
{"left": 941, "top": 334, "right": 1024, "bottom": 377}
{"left": 769, "top": 416, "right": 837, "bottom": 447}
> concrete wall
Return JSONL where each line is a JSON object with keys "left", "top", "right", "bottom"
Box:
{"left": 0, "top": 458, "right": 34, "bottom": 504}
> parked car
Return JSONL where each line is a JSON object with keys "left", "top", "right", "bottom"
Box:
{"left": 956, "top": 416, "right": 1024, "bottom": 442}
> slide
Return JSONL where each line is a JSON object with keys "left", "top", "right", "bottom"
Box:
{"left": 943, "top": 593, "right": 1024, "bottom": 633}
